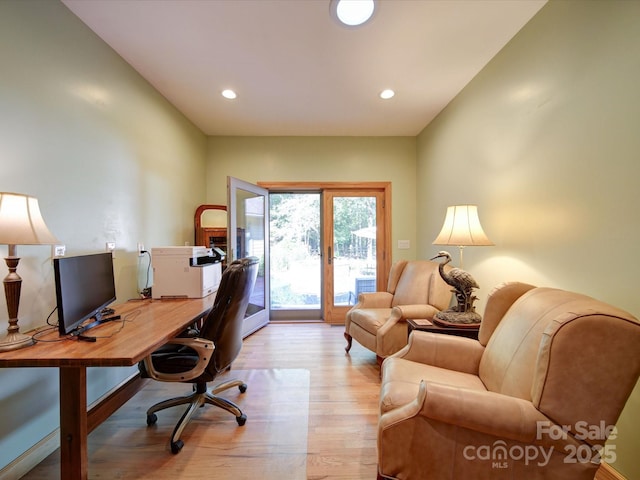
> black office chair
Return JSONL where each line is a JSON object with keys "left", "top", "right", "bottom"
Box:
{"left": 138, "top": 257, "right": 259, "bottom": 453}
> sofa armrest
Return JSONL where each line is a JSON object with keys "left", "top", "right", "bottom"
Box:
{"left": 354, "top": 291, "right": 394, "bottom": 308}
{"left": 381, "top": 381, "right": 567, "bottom": 445}
{"left": 390, "top": 304, "right": 440, "bottom": 320}
{"left": 420, "top": 381, "right": 547, "bottom": 443}
{"left": 142, "top": 337, "right": 214, "bottom": 382}
{"left": 389, "top": 331, "right": 484, "bottom": 375}
{"left": 376, "top": 305, "right": 440, "bottom": 357}
{"left": 378, "top": 382, "right": 588, "bottom": 479}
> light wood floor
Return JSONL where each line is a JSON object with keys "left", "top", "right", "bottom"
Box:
{"left": 23, "top": 322, "right": 616, "bottom": 480}
{"left": 236, "top": 322, "right": 381, "bottom": 479}
{"left": 228, "top": 322, "right": 615, "bottom": 480}
{"left": 25, "top": 322, "right": 381, "bottom": 480}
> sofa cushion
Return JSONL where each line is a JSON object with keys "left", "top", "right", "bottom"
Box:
{"left": 348, "top": 307, "right": 392, "bottom": 335}
{"left": 380, "top": 357, "right": 487, "bottom": 414}
{"left": 479, "top": 288, "right": 575, "bottom": 401}
{"left": 391, "top": 261, "right": 432, "bottom": 306}
{"left": 478, "top": 281, "right": 536, "bottom": 346}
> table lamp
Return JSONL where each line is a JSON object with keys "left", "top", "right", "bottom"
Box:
{"left": 0, "top": 192, "right": 58, "bottom": 352}
{"left": 432, "top": 205, "right": 493, "bottom": 268}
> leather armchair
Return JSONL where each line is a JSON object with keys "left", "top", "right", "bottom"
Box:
{"left": 377, "top": 282, "right": 640, "bottom": 480}
{"left": 344, "top": 260, "right": 452, "bottom": 361}
{"left": 138, "top": 257, "right": 259, "bottom": 454}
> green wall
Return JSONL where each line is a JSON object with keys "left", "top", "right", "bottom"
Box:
{"left": 416, "top": 1, "right": 640, "bottom": 477}
{"left": 0, "top": 0, "right": 207, "bottom": 472}
{"left": 2, "top": 0, "right": 639, "bottom": 477}
{"left": 207, "top": 136, "right": 417, "bottom": 261}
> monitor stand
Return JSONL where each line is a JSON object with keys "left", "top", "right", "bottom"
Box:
{"left": 70, "top": 313, "right": 121, "bottom": 341}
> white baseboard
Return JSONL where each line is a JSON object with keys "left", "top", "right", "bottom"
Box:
{"left": 0, "top": 371, "right": 140, "bottom": 480}
{"left": 0, "top": 430, "right": 59, "bottom": 480}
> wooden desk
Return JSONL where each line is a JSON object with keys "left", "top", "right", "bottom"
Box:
{"left": 0, "top": 296, "right": 215, "bottom": 480}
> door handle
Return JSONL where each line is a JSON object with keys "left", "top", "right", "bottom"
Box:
{"left": 328, "top": 246, "right": 332, "bottom": 265}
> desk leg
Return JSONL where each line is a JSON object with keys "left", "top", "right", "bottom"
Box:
{"left": 59, "top": 366, "right": 88, "bottom": 480}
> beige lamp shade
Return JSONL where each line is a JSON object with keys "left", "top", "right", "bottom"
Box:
{"left": 433, "top": 205, "right": 493, "bottom": 247}
{"left": 0, "top": 192, "right": 58, "bottom": 351}
{"left": 0, "top": 192, "right": 58, "bottom": 246}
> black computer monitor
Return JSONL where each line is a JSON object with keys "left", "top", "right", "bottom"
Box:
{"left": 54, "top": 252, "right": 116, "bottom": 336}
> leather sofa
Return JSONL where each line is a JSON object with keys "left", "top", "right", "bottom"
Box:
{"left": 344, "top": 260, "right": 452, "bottom": 361}
{"left": 377, "top": 282, "right": 640, "bottom": 480}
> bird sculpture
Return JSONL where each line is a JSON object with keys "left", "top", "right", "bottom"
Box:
{"left": 430, "top": 250, "right": 482, "bottom": 325}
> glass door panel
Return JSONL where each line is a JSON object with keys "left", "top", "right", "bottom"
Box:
{"left": 269, "top": 192, "right": 322, "bottom": 320}
{"left": 228, "top": 177, "right": 269, "bottom": 337}
{"left": 323, "top": 190, "right": 385, "bottom": 323}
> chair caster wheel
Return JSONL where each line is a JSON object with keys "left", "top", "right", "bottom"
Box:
{"left": 171, "top": 440, "right": 184, "bottom": 454}
{"left": 146, "top": 413, "right": 157, "bottom": 426}
{"left": 236, "top": 413, "right": 247, "bottom": 426}
{"left": 239, "top": 383, "right": 247, "bottom": 393}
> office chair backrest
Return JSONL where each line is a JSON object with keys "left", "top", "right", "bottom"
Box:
{"left": 199, "top": 257, "right": 259, "bottom": 379}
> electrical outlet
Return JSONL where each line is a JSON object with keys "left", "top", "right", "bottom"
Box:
{"left": 53, "top": 244, "right": 66, "bottom": 257}
{"left": 137, "top": 242, "right": 145, "bottom": 256}
{"left": 106, "top": 242, "right": 116, "bottom": 252}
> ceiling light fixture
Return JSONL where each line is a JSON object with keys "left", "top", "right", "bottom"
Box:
{"left": 221, "top": 89, "right": 237, "bottom": 100}
{"left": 331, "top": 0, "right": 375, "bottom": 27}
{"left": 380, "top": 89, "right": 395, "bottom": 99}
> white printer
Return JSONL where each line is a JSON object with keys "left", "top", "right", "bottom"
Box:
{"left": 151, "top": 246, "right": 223, "bottom": 299}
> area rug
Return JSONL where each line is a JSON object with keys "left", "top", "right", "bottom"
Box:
{"left": 23, "top": 369, "right": 310, "bottom": 480}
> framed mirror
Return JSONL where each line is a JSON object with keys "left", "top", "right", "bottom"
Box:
{"left": 195, "top": 204, "right": 228, "bottom": 265}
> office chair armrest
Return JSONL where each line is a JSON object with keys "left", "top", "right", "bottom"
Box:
{"left": 142, "top": 337, "right": 215, "bottom": 382}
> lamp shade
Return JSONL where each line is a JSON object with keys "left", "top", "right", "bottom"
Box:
{"left": 0, "top": 192, "right": 58, "bottom": 246}
{"left": 432, "top": 205, "right": 493, "bottom": 246}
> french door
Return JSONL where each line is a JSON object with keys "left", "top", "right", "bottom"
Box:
{"left": 263, "top": 182, "right": 390, "bottom": 325}
{"left": 323, "top": 190, "right": 387, "bottom": 324}
{"left": 228, "top": 177, "right": 270, "bottom": 337}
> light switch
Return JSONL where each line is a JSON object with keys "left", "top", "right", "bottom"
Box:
{"left": 398, "top": 240, "right": 410, "bottom": 249}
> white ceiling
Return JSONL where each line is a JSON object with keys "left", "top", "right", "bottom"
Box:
{"left": 62, "top": 0, "right": 546, "bottom": 137}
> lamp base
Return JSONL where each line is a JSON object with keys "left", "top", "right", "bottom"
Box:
{"left": 0, "top": 330, "right": 34, "bottom": 352}
{"left": 434, "top": 310, "right": 482, "bottom": 327}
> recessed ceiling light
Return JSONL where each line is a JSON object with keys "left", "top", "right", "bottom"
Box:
{"left": 221, "top": 89, "right": 237, "bottom": 100}
{"left": 380, "top": 89, "right": 395, "bottom": 99}
{"left": 331, "top": 0, "right": 375, "bottom": 27}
